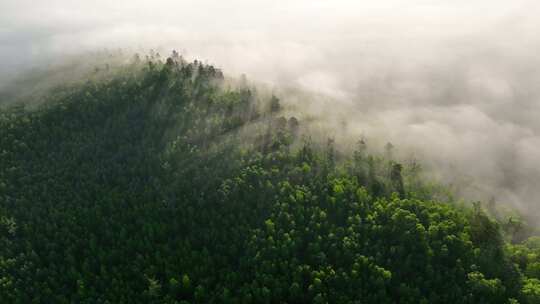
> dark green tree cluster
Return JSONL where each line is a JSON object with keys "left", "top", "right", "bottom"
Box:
{"left": 0, "top": 53, "right": 537, "bottom": 303}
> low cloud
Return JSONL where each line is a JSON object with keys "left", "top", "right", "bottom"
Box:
{"left": 1, "top": 0, "right": 539, "bottom": 218}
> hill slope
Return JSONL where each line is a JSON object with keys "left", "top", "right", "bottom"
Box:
{"left": 1, "top": 55, "right": 540, "bottom": 303}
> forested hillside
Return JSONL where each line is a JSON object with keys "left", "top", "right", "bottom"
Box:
{"left": 1, "top": 53, "right": 540, "bottom": 303}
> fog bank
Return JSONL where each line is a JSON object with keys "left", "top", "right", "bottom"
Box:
{"left": 1, "top": 0, "right": 539, "bottom": 217}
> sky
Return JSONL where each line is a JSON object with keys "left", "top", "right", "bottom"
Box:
{"left": 1, "top": 0, "right": 540, "bottom": 218}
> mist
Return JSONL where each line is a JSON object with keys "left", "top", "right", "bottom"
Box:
{"left": 1, "top": 0, "right": 540, "bottom": 218}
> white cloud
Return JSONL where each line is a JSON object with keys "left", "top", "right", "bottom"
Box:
{"left": 1, "top": 0, "right": 540, "bottom": 218}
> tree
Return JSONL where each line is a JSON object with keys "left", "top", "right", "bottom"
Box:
{"left": 390, "top": 163, "right": 405, "bottom": 197}
{"left": 270, "top": 95, "right": 281, "bottom": 113}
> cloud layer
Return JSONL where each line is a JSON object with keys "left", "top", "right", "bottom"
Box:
{"left": 1, "top": 0, "right": 539, "bottom": 218}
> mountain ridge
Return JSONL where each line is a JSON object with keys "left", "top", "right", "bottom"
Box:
{"left": 1, "top": 53, "right": 539, "bottom": 303}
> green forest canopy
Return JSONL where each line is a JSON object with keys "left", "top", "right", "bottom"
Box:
{"left": 1, "top": 52, "right": 540, "bottom": 303}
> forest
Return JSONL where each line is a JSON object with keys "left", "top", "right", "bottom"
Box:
{"left": 1, "top": 53, "right": 540, "bottom": 303}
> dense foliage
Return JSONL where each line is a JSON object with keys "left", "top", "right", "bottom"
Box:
{"left": 1, "top": 53, "right": 540, "bottom": 303}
